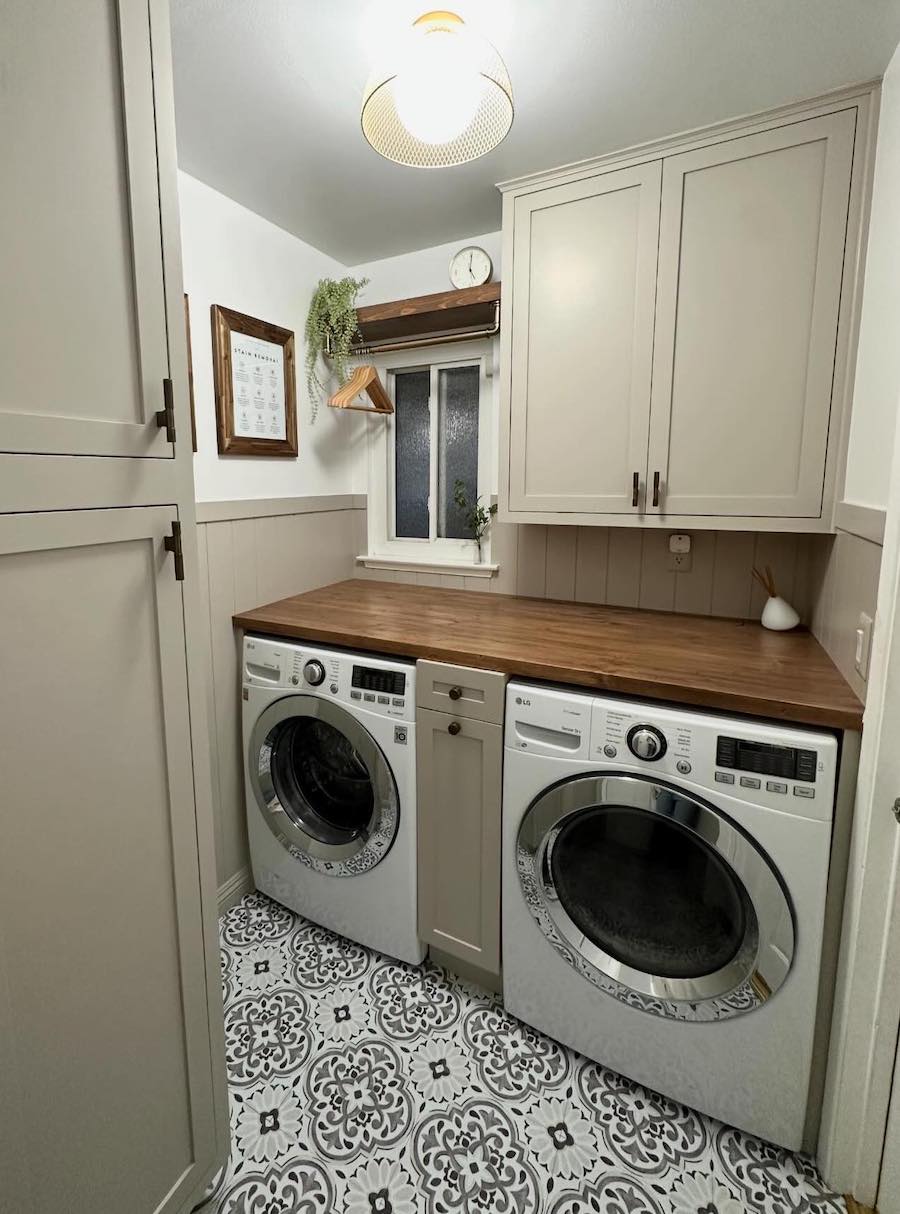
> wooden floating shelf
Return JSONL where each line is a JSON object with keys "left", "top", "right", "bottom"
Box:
{"left": 354, "top": 282, "right": 501, "bottom": 345}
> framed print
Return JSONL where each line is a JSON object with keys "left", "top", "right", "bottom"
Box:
{"left": 211, "top": 304, "right": 298, "bottom": 457}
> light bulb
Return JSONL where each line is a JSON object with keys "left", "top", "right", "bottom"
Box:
{"left": 392, "top": 22, "right": 485, "bottom": 145}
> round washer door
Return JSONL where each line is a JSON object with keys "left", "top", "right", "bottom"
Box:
{"left": 249, "top": 695, "right": 399, "bottom": 876}
{"left": 516, "top": 774, "right": 794, "bottom": 1021}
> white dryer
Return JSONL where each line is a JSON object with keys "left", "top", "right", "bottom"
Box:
{"left": 242, "top": 634, "right": 425, "bottom": 966}
{"left": 502, "top": 681, "right": 839, "bottom": 1151}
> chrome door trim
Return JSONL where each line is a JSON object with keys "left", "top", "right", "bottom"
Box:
{"left": 516, "top": 773, "right": 795, "bottom": 1022}
{"left": 249, "top": 694, "right": 399, "bottom": 877}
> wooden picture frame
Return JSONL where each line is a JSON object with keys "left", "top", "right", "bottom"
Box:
{"left": 211, "top": 303, "right": 298, "bottom": 457}
{"left": 184, "top": 294, "right": 197, "bottom": 452}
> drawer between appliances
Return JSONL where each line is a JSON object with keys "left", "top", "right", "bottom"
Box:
{"left": 416, "top": 660, "right": 507, "bottom": 724}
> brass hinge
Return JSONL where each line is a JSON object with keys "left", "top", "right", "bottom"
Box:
{"left": 155, "top": 377, "right": 177, "bottom": 445}
{"left": 164, "top": 520, "right": 184, "bottom": 581}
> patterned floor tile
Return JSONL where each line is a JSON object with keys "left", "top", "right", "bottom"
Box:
{"left": 199, "top": 892, "right": 845, "bottom": 1214}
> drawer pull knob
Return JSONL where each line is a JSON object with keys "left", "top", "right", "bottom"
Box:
{"left": 448, "top": 686, "right": 463, "bottom": 700}
{"left": 448, "top": 721, "right": 461, "bottom": 736}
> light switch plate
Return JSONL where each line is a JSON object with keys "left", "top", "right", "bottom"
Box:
{"left": 855, "top": 612, "right": 873, "bottom": 679}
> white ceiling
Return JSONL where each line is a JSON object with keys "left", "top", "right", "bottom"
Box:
{"left": 171, "top": 0, "right": 900, "bottom": 265}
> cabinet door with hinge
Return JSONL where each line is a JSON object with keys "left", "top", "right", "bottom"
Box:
{"left": 507, "top": 161, "right": 662, "bottom": 514}
{"left": 647, "top": 109, "right": 856, "bottom": 518}
{"left": 417, "top": 709, "right": 502, "bottom": 976}
{"left": 0, "top": 0, "right": 175, "bottom": 457}
{"left": 0, "top": 507, "right": 223, "bottom": 1214}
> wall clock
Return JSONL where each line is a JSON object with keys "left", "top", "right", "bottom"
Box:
{"left": 450, "top": 246, "right": 493, "bottom": 289}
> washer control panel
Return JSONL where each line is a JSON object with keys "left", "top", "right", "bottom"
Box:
{"left": 243, "top": 635, "right": 415, "bottom": 722}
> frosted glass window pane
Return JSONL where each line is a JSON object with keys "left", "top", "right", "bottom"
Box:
{"left": 438, "top": 365, "right": 480, "bottom": 539}
{"left": 394, "top": 370, "right": 431, "bottom": 539}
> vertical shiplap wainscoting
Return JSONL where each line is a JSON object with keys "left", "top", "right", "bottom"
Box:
{"left": 196, "top": 495, "right": 366, "bottom": 909}
{"left": 355, "top": 508, "right": 821, "bottom": 622}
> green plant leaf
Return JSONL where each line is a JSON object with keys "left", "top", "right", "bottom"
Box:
{"left": 304, "top": 276, "right": 369, "bottom": 422}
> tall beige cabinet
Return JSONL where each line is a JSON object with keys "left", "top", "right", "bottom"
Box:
{"left": 0, "top": 4, "right": 227, "bottom": 1213}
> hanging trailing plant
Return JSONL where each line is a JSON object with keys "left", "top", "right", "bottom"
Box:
{"left": 304, "top": 276, "right": 369, "bottom": 420}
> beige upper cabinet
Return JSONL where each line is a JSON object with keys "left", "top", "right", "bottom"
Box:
{"left": 0, "top": 508, "right": 222, "bottom": 1213}
{"left": 0, "top": 1, "right": 173, "bottom": 458}
{"left": 499, "top": 95, "right": 869, "bottom": 529}
{"left": 507, "top": 162, "right": 662, "bottom": 513}
{"left": 647, "top": 110, "right": 856, "bottom": 517}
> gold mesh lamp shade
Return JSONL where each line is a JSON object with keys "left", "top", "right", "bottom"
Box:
{"left": 361, "top": 11, "right": 513, "bottom": 168}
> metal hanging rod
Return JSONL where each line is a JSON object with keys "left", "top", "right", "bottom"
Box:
{"left": 325, "top": 301, "right": 500, "bottom": 358}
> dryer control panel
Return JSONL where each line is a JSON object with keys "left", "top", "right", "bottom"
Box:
{"left": 506, "top": 682, "right": 838, "bottom": 823}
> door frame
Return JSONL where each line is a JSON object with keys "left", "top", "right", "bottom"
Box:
{"left": 819, "top": 430, "right": 900, "bottom": 1204}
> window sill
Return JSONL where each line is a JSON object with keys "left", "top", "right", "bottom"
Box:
{"left": 357, "top": 554, "right": 499, "bottom": 578}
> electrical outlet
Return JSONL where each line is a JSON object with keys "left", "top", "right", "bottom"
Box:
{"left": 668, "top": 533, "right": 692, "bottom": 572}
{"left": 855, "top": 612, "right": 873, "bottom": 679}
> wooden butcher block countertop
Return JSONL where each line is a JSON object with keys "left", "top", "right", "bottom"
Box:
{"left": 234, "top": 579, "right": 864, "bottom": 731}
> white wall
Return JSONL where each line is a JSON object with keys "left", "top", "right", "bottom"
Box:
{"left": 843, "top": 50, "right": 900, "bottom": 510}
{"left": 350, "top": 230, "right": 502, "bottom": 302}
{"left": 179, "top": 172, "right": 364, "bottom": 502}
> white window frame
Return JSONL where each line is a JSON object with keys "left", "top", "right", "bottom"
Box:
{"left": 362, "top": 340, "right": 495, "bottom": 575}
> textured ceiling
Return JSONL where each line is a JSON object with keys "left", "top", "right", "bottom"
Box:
{"left": 171, "top": 0, "right": 900, "bottom": 264}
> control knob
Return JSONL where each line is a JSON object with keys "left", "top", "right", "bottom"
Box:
{"left": 303, "top": 660, "right": 326, "bottom": 687}
{"left": 626, "top": 724, "right": 667, "bottom": 761}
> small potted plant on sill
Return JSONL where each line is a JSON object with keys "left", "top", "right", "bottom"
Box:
{"left": 304, "top": 275, "right": 369, "bottom": 422}
{"left": 454, "top": 478, "right": 498, "bottom": 564}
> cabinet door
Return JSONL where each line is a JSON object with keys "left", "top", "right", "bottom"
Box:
{"left": 0, "top": 1, "right": 173, "bottom": 457}
{"left": 508, "top": 161, "right": 661, "bottom": 513}
{"left": 417, "top": 709, "right": 502, "bottom": 976}
{"left": 647, "top": 110, "right": 856, "bottom": 517}
{"left": 0, "top": 508, "right": 221, "bottom": 1214}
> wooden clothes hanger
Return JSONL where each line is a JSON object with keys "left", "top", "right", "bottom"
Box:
{"left": 328, "top": 365, "right": 394, "bottom": 414}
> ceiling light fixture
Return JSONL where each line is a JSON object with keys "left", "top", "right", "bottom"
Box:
{"left": 361, "top": 10, "right": 513, "bottom": 168}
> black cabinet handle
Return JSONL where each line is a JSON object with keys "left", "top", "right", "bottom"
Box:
{"left": 632, "top": 471, "right": 639, "bottom": 508}
{"left": 448, "top": 686, "right": 462, "bottom": 701}
{"left": 448, "top": 722, "right": 461, "bottom": 736}
{"left": 652, "top": 470, "right": 661, "bottom": 508}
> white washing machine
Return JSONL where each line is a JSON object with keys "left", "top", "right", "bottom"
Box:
{"left": 503, "top": 681, "right": 839, "bottom": 1151}
{"left": 242, "top": 635, "right": 425, "bottom": 966}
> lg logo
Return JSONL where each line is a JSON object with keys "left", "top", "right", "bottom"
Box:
{"left": 515, "top": 696, "right": 532, "bottom": 707}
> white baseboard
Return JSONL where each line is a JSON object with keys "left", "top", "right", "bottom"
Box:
{"left": 217, "top": 866, "right": 253, "bottom": 916}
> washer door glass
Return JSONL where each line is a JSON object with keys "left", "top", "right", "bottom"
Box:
{"left": 517, "top": 774, "right": 794, "bottom": 1021}
{"left": 250, "top": 696, "right": 399, "bottom": 876}
{"left": 269, "top": 716, "right": 374, "bottom": 845}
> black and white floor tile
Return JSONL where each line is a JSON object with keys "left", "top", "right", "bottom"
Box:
{"left": 205, "top": 892, "right": 846, "bottom": 1214}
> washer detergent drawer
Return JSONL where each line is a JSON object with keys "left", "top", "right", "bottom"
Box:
{"left": 416, "top": 660, "right": 506, "bottom": 724}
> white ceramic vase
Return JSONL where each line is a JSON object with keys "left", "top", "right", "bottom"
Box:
{"left": 761, "top": 595, "right": 800, "bottom": 631}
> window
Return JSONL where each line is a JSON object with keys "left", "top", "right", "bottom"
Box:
{"left": 364, "top": 344, "right": 493, "bottom": 572}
